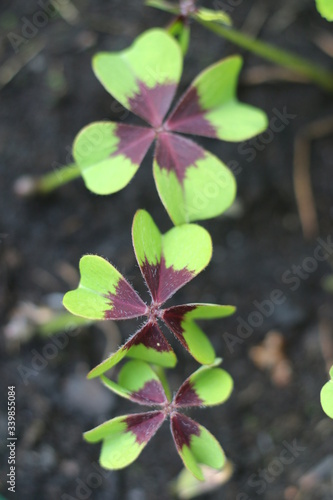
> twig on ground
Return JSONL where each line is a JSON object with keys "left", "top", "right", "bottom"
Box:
{"left": 293, "top": 116, "right": 333, "bottom": 240}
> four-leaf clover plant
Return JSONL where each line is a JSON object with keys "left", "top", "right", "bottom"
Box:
{"left": 63, "top": 210, "right": 235, "bottom": 378}
{"left": 73, "top": 28, "right": 268, "bottom": 224}
{"left": 84, "top": 359, "right": 233, "bottom": 480}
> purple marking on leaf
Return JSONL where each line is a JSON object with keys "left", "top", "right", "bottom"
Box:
{"left": 112, "top": 124, "right": 155, "bottom": 164}
{"left": 126, "top": 321, "right": 173, "bottom": 353}
{"left": 165, "top": 86, "right": 217, "bottom": 138}
{"left": 154, "top": 132, "right": 205, "bottom": 184}
{"left": 104, "top": 278, "right": 147, "bottom": 320}
{"left": 128, "top": 81, "right": 177, "bottom": 128}
{"left": 125, "top": 411, "right": 165, "bottom": 445}
{"left": 141, "top": 256, "right": 194, "bottom": 304}
{"left": 171, "top": 412, "right": 200, "bottom": 450}
{"left": 162, "top": 305, "right": 197, "bottom": 348}
{"left": 131, "top": 379, "right": 167, "bottom": 405}
{"left": 174, "top": 379, "right": 203, "bottom": 408}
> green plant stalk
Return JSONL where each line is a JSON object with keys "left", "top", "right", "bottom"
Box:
{"left": 35, "top": 163, "right": 81, "bottom": 193}
{"left": 194, "top": 18, "right": 333, "bottom": 92}
{"left": 38, "top": 313, "right": 90, "bottom": 336}
{"left": 153, "top": 365, "right": 172, "bottom": 401}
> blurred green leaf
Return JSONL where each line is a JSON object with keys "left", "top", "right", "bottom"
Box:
{"left": 38, "top": 312, "right": 90, "bottom": 336}
{"left": 193, "top": 8, "right": 232, "bottom": 27}
{"left": 321, "top": 366, "right": 333, "bottom": 418}
{"left": 172, "top": 461, "right": 234, "bottom": 499}
{"left": 316, "top": 0, "right": 333, "bottom": 21}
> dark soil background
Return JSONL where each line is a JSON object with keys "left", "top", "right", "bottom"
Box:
{"left": 1, "top": 1, "right": 333, "bottom": 499}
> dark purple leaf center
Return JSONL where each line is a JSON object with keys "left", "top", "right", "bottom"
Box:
{"left": 155, "top": 132, "right": 205, "bottom": 183}
{"left": 112, "top": 124, "right": 155, "bottom": 164}
{"left": 174, "top": 379, "right": 203, "bottom": 407}
{"left": 128, "top": 81, "right": 177, "bottom": 128}
{"left": 125, "top": 322, "right": 173, "bottom": 354}
{"left": 171, "top": 413, "right": 200, "bottom": 449}
{"left": 165, "top": 86, "right": 217, "bottom": 138}
{"left": 141, "top": 256, "right": 194, "bottom": 304}
{"left": 104, "top": 278, "right": 147, "bottom": 320}
{"left": 125, "top": 411, "right": 165, "bottom": 444}
{"left": 162, "top": 305, "right": 197, "bottom": 349}
{"left": 131, "top": 380, "right": 167, "bottom": 405}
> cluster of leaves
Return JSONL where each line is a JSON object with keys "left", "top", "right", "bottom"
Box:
{"left": 73, "top": 28, "right": 267, "bottom": 225}
{"left": 84, "top": 359, "right": 233, "bottom": 480}
{"left": 64, "top": 210, "right": 235, "bottom": 476}
{"left": 63, "top": 21, "right": 267, "bottom": 480}
{"left": 64, "top": 210, "right": 235, "bottom": 374}
{"left": 321, "top": 366, "right": 333, "bottom": 419}
{"left": 58, "top": 0, "right": 333, "bottom": 482}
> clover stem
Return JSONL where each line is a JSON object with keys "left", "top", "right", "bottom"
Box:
{"left": 195, "top": 18, "right": 333, "bottom": 92}
{"left": 14, "top": 163, "right": 81, "bottom": 197}
{"left": 154, "top": 366, "right": 172, "bottom": 402}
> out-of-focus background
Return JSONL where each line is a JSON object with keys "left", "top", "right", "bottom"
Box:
{"left": 1, "top": 1, "right": 333, "bottom": 499}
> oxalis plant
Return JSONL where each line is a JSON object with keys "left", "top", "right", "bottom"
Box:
{"left": 18, "top": 0, "right": 333, "bottom": 487}
{"left": 64, "top": 210, "right": 236, "bottom": 374}
{"left": 63, "top": 209, "right": 236, "bottom": 477}
{"left": 15, "top": 0, "right": 332, "bottom": 484}
{"left": 22, "top": 28, "right": 268, "bottom": 224}
{"left": 57, "top": 24, "right": 268, "bottom": 477}
{"left": 83, "top": 358, "right": 233, "bottom": 479}
{"left": 71, "top": 28, "right": 264, "bottom": 225}
{"left": 28, "top": 3, "right": 275, "bottom": 482}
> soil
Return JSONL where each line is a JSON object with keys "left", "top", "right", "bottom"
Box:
{"left": 1, "top": 1, "right": 333, "bottom": 499}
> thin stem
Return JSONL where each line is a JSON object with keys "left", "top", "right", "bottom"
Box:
{"left": 154, "top": 366, "right": 172, "bottom": 401}
{"left": 38, "top": 313, "right": 91, "bottom": 336}
{"left": 14, "top": 163, "right": 81, "bottom": 196}
{"left": 194, "top": 18, "right": 333, "bottom": 92}
{"left": 36, "top": 163, "right": 81, "bottom": 193}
